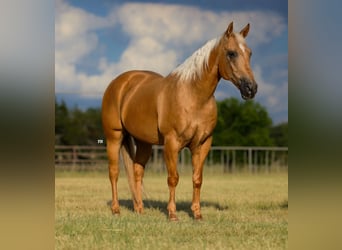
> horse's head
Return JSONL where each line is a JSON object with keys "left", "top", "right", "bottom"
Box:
{"left": 217, "top": 22, "right": 258, "bottom": 100}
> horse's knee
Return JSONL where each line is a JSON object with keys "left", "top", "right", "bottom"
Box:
{"left": 109, "top": 165, "right": 119, "bottom": 179}
{"left": 168, "top": 174, "right": 179, "bottom": 187}
{"left": 193, "top": 181, "right": 202, "bottom": 189}
{"left": 192, "top": 174, "right": 202, "bottom": 189}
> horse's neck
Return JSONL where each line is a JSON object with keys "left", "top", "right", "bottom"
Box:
{"left": 187, "top": 52, "right": 221, "bottom": 103}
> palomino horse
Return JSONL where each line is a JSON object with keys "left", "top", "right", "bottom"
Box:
{"left": 102, "top": 22, "right": 257, "bottom": 221}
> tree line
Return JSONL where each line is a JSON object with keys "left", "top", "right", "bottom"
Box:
{"left": 55, "top": 98, "right": 287, "bottom": 147}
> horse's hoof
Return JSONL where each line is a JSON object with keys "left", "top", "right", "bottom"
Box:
{"left": 194, "top": 214, "right": 203, "bottom": 220}
{"left": 134, "top": 203, "right": 144, "bottom": 214}
{"left": 134, "top": 207, "right": 144, "bottom": 214}
{"left": 169, "top": 214, "right": 179, "bottom": 222}
{"left": 111, "top": 208, "right": 120, "bottom": 215}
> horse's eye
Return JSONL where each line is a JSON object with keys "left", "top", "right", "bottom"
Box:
{"left": 227, "top": 50, "right": 237, "bottom": 59}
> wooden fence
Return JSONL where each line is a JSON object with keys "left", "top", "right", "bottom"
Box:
{"left": 55, "top": 145, "right": 288, "bottom": 172}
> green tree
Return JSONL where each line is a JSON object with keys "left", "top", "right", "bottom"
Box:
{"left": 63, "top": 107, "right": 89, "bottom": 145}
{"left": 83, "top": 107, "right": 104, "bottom": 145}
{"left": 270, "top": 122, "right": 288, "bottom": 146}
{"left": 213, "top": 98, "right": 273, "bottom": 146}
{"left": 55, "top": 100, "right": 70, "bottom": 144}
{"left": 55, "top": 100, "right": 104, "bottom": 145}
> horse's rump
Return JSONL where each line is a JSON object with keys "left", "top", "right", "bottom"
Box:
{"left": 102, "top": 70, "right": 164, "bottom": 143}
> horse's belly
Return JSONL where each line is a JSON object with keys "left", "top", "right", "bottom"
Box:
{"left": 124, "top": 118, "right": 160, "bottom": 144}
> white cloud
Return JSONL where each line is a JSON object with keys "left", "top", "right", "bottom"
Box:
{"left": 118, "top": 36, "right": 178, "bottom": 73}
{"left": 55, "top": 0, "right": 115, "bottom": 63}
{"left": 117, "top": 3, "right": 219, "bottom": 45}
{"left": 55, "top": 0, "right": 115, "bottom": 93}
{"left": 55, "top": 0, "right": 287, "bottom": 104}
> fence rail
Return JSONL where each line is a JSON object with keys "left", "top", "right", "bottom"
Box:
{"left": 55, "top": 145, "right": 288, "bottom": 172}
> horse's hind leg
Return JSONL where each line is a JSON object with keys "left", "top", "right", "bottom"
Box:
{"left": 106, "top": 130, "right": 123, "bottom": 214}
{"left": 133, "top": 140, "right": 152, "bottom": 213}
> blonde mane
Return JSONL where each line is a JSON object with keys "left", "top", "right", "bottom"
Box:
{"left": 170, "top": 37, "right": 220, "bottom": 82}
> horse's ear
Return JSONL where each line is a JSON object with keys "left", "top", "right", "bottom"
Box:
{"left": 225, "top": 22, "right": 234, "bottom": 37}
{"left": 240, "top": 23, "right": 250, "bottom": 38}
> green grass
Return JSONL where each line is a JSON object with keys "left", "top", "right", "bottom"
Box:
{"left": 55, "top": 170, "right": 287, "bottom": 249}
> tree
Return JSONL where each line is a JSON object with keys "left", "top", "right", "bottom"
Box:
{"left": 83, "top": 107, "right": 105, "bottom": 145}
{"left": 270, "top": 122, "right": 288, "bottom": 146}
{"left": 213, "top": 98, "right": 273, "bottom": 146}
{"left": 55, "top": 100, "right": 104, "bottom": 145}
{"left": 55, "top": 100, "right": 69, "bottom": 144}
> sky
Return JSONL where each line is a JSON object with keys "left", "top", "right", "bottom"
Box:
{"left": 55, "top": 0, "right": 288, "bottom": 124}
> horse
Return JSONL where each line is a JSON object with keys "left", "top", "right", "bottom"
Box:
{"left": 102, "top": 22, "right": 258, "bottom": 221}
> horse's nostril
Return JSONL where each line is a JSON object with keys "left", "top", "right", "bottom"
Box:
{"left": 253, "top": 83, "right": 258, "bottom": 93}
{"left": 241, "top": 80, "right": 251, "bottom": 91}
{"left": 239, "top": 78, "right": 257, "bottom": 99}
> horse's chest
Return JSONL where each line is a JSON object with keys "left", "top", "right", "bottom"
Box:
{"left": 178, "top": 106, "right": 217, "bottom": 143}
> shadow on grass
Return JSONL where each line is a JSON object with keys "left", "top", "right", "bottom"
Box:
{"left": 106, "top": 199, "right": 229, "bottom": 219}
{"left": 256, "top": 199, "right": 288, "bottom": 211}
{"left": 280, "top": 199, "right": 288, "bottom": 209}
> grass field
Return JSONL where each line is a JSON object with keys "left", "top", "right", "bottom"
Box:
{"left": 55, "top": 170, "right": 288, "bottom": 249}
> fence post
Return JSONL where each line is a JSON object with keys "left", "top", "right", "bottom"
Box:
{"left": 226, "top": 150, "right": 229, "bottom": 173}
{"left": 271, "top": 151, "right": 275, "bottom": 170}
{"left": 248, "top": 148, "right": 252, "bottom": 173}
{"left": 221, "top": 150, "right": 225, "bottom": 172}
{"left": 265, "top": 150, "right": 269, "bottom": 173}
{"left": 232, "top": 150, "right": 236, "bottom": 171}
{"left": 254, "top": 150, "right": 258, "bottom": 173}
{"left": 72, "top": 146, "right": 77, "bottom": 166}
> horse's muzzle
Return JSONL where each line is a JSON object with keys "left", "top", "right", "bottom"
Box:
{"left": 239, "top": 78, "right": 258, "bottom": 100}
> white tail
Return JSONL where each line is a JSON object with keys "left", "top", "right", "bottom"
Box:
{"left": 120, "top": 135, "right": 138, "bottom": 204}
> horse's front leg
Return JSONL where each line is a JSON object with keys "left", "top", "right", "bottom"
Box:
{"left": 163, "top": 138, "right": 180, "bottom": 221}
{"left": 190, "top": 136, "right": 213, "bottom": 220}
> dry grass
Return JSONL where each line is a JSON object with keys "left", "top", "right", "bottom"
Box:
{"left": 55, "top": 170, "right": 287, "bottom": 249}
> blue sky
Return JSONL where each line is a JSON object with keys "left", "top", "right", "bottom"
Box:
{"left": 56, "top": 0, "right": 288, "bottom": 124}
